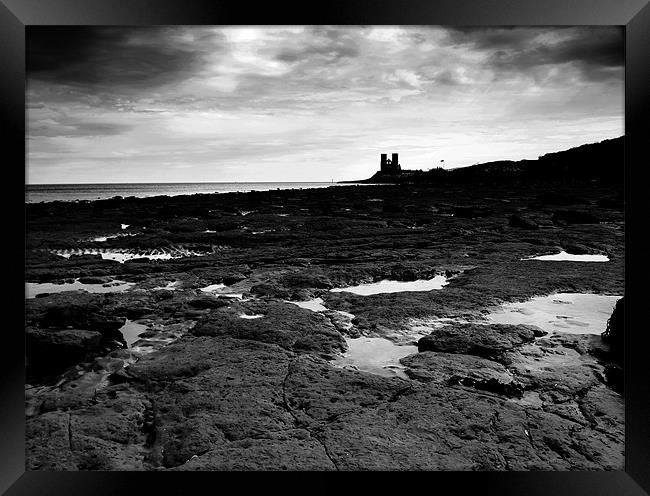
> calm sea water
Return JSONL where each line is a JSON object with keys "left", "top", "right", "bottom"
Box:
{"left": 25, "top": 182, "right": 361, "bottom": 203}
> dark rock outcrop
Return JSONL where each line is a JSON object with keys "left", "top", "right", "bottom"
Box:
{"left": 77, "top": 276, "right": 113, "bottom": 284}
{"left": 28, "top": 293, "right": 125, "bottom": 337}
{"left": 125, "top": 306, "right": 156, "bottom": 319}
{"left": 191, "top": 301, "right": 346, "bottom": 356}
{"left": 250, "top": 283, "right": 291, "bottom": 299}
{"left": 508, "top": 214, "right": 538, "bottom": 230}
{"left": 187, "top": 297, "right": 231, "bottom": 310}
{"left": 417, "top": 323, "right": 539, "bottom": 358}
{"left": 223, "top": 273, "right": 247, "bottom": 285}
{"left": 564, "top": 244, "right": 591, "bottom": 255}
{"left": 400, "top": 352, "right": 523, "bottom": 397}
{"left": 552, "top": 210, "right": 600, "bottom": 224}
{"left": 26, "top": 327, "right": 103, "bottom": 372}
{"left": 602, "top": 296, "right": 624, "bottom": 363}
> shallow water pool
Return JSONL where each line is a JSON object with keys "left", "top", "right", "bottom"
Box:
{"left": 331, "top": 337, "right": 417, "bottom": 380}
{"left": 119, "top": 320, "right": 149, "bottom": 347}
{"left": 330, "top": 275, "right": 448, "bottom": 295}
{"left": 54, "top": 249, "right": 173, "bottom": 262}
{"left": 486, "top": 293, "right": 621, "bottom": 335}
{"left": 25, "top": 279, "right": 135, "bottom": 299}
{"left": 200, "top": 283, "right": 227, "bottom": 292}
{"left": 289, "top": 298, "right": 328, "bottom": 312}
{"left": 200, "top": 283, "right": 245, "bottom": 299}
{"left": 522, "top": 251, "right": 609, "bottom": 262}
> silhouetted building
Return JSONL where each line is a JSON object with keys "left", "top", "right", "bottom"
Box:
{"left": 380, "top": 152, "right": 401, "bottom": 174}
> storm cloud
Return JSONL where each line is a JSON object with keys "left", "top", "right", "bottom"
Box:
{"left": 27, "top": 26, "right": 223, "bottom": 90}
{"left": 445, "top": 26, "right": 623, "bottom": 82}
{"left": 26, "top": 26, "right": 624, "bottom": 184}
{"left": 275, "top": 26, "right": 360, "bottom": 64}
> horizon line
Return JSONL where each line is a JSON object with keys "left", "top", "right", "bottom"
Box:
{"left": 26, "top": 135, "right": 624, "bottom": 186}
{"left": 26, "top": 181, "right": 349, "bottom": 186}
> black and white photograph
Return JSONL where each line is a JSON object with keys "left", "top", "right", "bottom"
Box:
{"left": 24, "top": 24, "right": 627, "bottom": 472}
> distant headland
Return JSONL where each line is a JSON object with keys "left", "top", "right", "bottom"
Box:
{"left": 341, "top": 136, "right": 624, "bottom": 185}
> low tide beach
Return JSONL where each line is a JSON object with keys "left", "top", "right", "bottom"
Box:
{"left": 25, "top": 180, "right": 624, "bottom": 470}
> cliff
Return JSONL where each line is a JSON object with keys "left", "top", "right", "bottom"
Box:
{"left": 345, "top": 136, "right": 624, "bottom": 185}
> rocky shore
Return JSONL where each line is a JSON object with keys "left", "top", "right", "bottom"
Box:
{"left": 25, "top": 180, "right": 624, "bottom": 470}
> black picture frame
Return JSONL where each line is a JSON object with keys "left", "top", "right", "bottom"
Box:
{"left": 4, "top": 0, "right": 649, "bottom": 494}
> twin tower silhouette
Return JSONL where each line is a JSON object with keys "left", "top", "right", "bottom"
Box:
{"left": 380, "top": 153, "right": 401, "bottom": 174}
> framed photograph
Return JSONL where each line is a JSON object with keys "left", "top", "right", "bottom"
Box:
{"left": 3, "top": 0, "right": 649, "bottom": 494}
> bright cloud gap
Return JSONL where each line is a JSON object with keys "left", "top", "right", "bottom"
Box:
{"left": 26, "top": 26, "right": 624, "bottom": 184}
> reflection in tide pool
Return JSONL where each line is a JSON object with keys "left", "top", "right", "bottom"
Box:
{"left": 200, "top": 283, "right": 244, "bottom": 299}
{"left": 91, "top": 233, "right": 136, "bottom": 242}
{"left": 53, "top": 249, "right": 179, "bottom": 262}
{"left": 25, "top": 279, "right": 135, "bottom": 299}
{"left": 330, "top": 275, "right": 448, "bottom": 295}
{"left": 200, "top": 283, "right": 226, "bottom": 292}
{"left": 119, "top": 320, "right": 148, "bottom": 347}
{"left": 331, "top": 337, "right": 416, "bottom": 380}
{"left": 289, "top": 296, "right": 417, "bottom": 378}
{"left": 289, "top": 298, "right": 328, "bottom": 312}
{"left": 102, "top": 252, "right": 173, "bottom": 262}
{"left": 522, "top": 251, "right": 609, "bottom": 262}
{"left": 486, "top": 293, "right": 621, "bottom": 335}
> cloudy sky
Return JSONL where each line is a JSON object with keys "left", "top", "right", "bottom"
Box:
{"left": 26, "top": 26, "right": 624, "bottom": 184}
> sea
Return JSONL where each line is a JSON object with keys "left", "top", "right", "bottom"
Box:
{"left": 25, "top": 182, "right": 365, "bottom": 204}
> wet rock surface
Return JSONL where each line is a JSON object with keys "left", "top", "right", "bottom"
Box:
{"left": 191, "top": 300, "right": 346, "bottom": 356}
{"left": 25, "top": 181, "right": 624, "bottom": 470}
{"left": 26, "top": 328, "right": 104, "bottom": 373}
{"left": 417, "top": 323, "right": 540, "bottom": 358}
{"left": 400, "top": 352, "right": 523, "bottom": 397}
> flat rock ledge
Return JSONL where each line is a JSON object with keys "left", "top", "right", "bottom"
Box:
{"left": 26, "top": 332, "right": 623, "bottom": 471}
{"left": 417, "top": 323, "right": 543, "bottom": 358}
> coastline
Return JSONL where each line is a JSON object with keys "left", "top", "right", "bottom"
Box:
{"left": 25, "top": 179, "right": 624, "bottom": 470}
{"left": 25, "top": 182, "right": 370, "bottom": 204}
